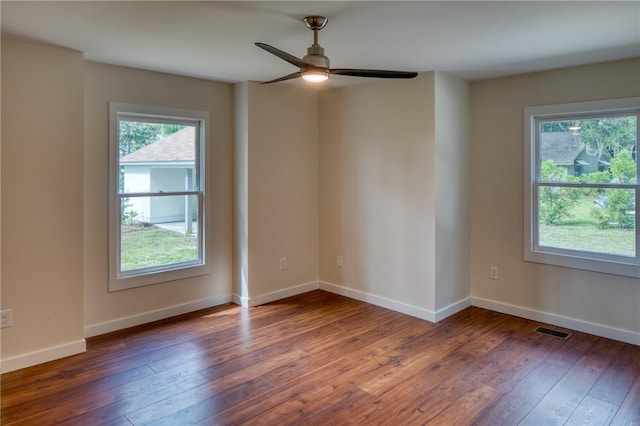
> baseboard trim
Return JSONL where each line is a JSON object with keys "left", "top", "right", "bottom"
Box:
{"left": 232, "top": 294, "right": 249, "bottom": 307}
{"left": 472, "top": 296, "right": 640, "bottom": 346}
{"left": 235, "top": 281, "right": 320, "bottom": 307}
{"left": 319, "top": 281, "right": 437, "bottom": 322}
{"left": 435, "top": 297, "right": 472, "bottom": 322}
{"left": 1, "top": 339, "right": 86, "bottom": 373}
{"left": 84, "top": 294, "right": 233, "bottom": 338}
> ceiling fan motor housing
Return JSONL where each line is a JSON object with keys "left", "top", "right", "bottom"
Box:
{"left": 304, "top": 44, "right": 330, "bottom": 68}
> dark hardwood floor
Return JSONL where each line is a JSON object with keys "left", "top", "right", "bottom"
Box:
{"left": 2, "top": 290, "right": 639, "bottom": 425}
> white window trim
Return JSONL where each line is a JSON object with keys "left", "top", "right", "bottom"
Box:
{"left": 524, "top": 97, "right": 640, "bottom": 279}
{"left": 109, "top": 102, "right": 211, "bottom": 291}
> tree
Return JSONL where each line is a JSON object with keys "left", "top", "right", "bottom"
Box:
{"left": 119, "top": 121, "right": 163, "bottom": 158}
{"left": 119, "top": 121, "right": 187, "bottom": 158}
{"left": 610, "top": 150, "right": 636, "bottom": 183}
{"left": 581, "top": 116, "right": 637, "bottom": 158}
{"left": 539, "top": 160, "right": 581, "bottom": 225}
{"left": 589, "top": 151, "right": 636, "bottom": 229}
{"left": 541, "top": 116, "right": 637, "bottom": 161}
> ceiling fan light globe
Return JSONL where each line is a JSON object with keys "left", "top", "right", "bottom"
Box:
{"left": 301, "top": 70, "right": 329, "bottom": 83}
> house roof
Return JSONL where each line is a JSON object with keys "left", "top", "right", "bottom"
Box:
{"left": 540, "top": 132, "right": 584, "bottom": 166}
{"left": 121, "top": 127, "right": 195, "bottom": 163}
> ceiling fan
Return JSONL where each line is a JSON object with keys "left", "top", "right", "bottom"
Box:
{"left": 256, "top": 16, "right": 418, "bottom": 84}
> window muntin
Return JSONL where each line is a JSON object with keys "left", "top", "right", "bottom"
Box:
{"left": 109, "top": 103, "right": 209, "bottom": 291}
{"left": 525, "top": 98, "right": 639, "bottom": 278}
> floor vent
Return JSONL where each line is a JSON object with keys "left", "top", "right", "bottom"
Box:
{"left": 534, "top": 326, "right": 571, "bottom": 340}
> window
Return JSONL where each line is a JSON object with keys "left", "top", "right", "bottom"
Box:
{"left": 109, "top": 103, "right": 210, "bottom": 291}
{"left": 524, "top": 98, "right": 639, "bottom": 278}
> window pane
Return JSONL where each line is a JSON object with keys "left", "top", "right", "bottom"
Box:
{"left": 539, "top": 115, "right": 637, "bottom": 183}
{"left": 538, "top": 186, "right": 636, "bottom": 257}
{"left": 120, "top": 195, "right": 200, "bottom": 272}
{"left": 119, "top": 121, "right": 197, "bottom": 193}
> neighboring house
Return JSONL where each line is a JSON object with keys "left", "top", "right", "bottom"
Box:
{"left": 120, "top": 127, "right": 197, "bottom": 227}
{"left": 540, "top": 132, "right": 611, "bottom": 176}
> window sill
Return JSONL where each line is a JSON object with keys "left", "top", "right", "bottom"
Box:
{"left": 525, "top": 249, "right": 640, "bottom": 279}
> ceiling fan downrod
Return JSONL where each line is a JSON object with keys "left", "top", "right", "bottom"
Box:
{"left": 303, "top": 16, "right": 329, "bottom": 69}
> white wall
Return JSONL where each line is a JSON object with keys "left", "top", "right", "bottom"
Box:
{"left": 319, "top": 73, "right": 471, "bottom": 320}
{"left": 470, "top": 58, "right": 640, "bottom": 344}
{"left": 1, "top": 39, "right": 86, "bottom": 370}
{"left": 233, "top": 82, "right": 319, "bottom": 305}
{"left": 233, "top": 83, "right": 249, "bottom": 303}
{"left": 83, "top": 62, "right": 233, "bottom": 336}
{"left": 434, "top": 73, "right": 471, "bottom": 313}
{"left": 318, "top": 75, "right": 436, "bottom": 315}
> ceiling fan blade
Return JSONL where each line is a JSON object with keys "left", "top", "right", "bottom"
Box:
{"left": 261, "top": 71, "right": 302, "bottom": 84}
{"left": 255, "top": 42, "right": 313, "bottom": 70}
{"left": 331, "top": 69, "right": 418, "bottom": 79}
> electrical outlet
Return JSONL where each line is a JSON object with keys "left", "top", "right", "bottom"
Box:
{"left": 280, "top": 257, "right": 287, "bottom": 270}
{"left": 336, "top": 255, "right": 343, "bottom": 268}
{"left": 1, "top": 310, "right": 13, "bottom": 328}
{"left": 490, "top": 266, "right": 499, "bottom": 280}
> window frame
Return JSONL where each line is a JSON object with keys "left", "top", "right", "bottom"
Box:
{"left": 524, "top": 97, "right": 640, "bottom": 278}
{"left": 109, "top": 102, "right": 210, "bottom": 291}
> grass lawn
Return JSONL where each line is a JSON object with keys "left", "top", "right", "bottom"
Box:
{"left": 539, "top": 196, "right": 635, "bottom": 257}
{"left": 121, "top": 226, "right": 198, "bottom": 271}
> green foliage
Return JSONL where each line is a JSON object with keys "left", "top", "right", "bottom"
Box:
{"left": 540, "top": 122, "right": 572, "bottom": 133}
{"left": 590, "top": 190, "right": 635, "bottom": 229}
{"left": 120, "top": 198, "right": 132, "bottom": 224}
{"left": 581, "top": 116, "right": 637, "bottom": 157}
{"left": 161, "top": 124, "right": 185, "bottom": 135}
{"left": 580, "top": 170, "right": 611, "bottom": 196}
{"left": 588, "top": 152, "right": 637, "bottom": 229}
{"left": 541, "top": 116, "right": 636, "bottom": 159}
{"left": 580, "top": 170, "right": 612, "bottom": 196}
{"left": 610, "top": 150, "right": 636, "bottom": 183}
{"left": 123, "top": 209, "right": 139, "bottom": 225}
{"left": 119, "top": 121, "right": 187, "bottom": 158}
{"left": 541, "top": 159, "right": 573, "bottom": 183}
{"left": 119, "top": 121, "right": 163, "bottom": 157}
{"left": 539, "top": 195, "right": 635, "bottom": 257}
{"left": 539, "top": 160, "right": 581, "bottom": 225}
{"left": 580, "top": 170, "right": 611, "bottom": 184}
{"left": 121, "top": 227, "right": 198, "bottom": 271}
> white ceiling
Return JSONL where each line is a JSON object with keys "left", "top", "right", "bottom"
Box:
{"left": 2, "top": 1, "right": 639, "bottom": 87}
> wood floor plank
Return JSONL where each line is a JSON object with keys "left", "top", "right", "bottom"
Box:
{"left": 473, "top": 361, "right": 567, "bottom": 425}
{"left": 611, "top": 374, "right": 640, "bottom": 425}
{"left": 5, "top": 370, "right": 211, "bottom": 426}
{"left": 356, "top": 350, "right": 478, "bottom": 424}
{"left": 299, "top": 388, "right": 378, "bottom": 426}
{"left": 202, "top": 358, "right": 359, "bottom": 425}
{"left": 0, "top": 364, "right": 156, "bottom": 413}
{"left": 589, "top": 342, "right": 640, "bottom": 406}
{"left": 2, "top": 290, "right": 638, "bottom": 426}
{"left": 423, "top": 382, "right": 502, "bottom": 426}
{"left": 566, "top": 395, "right": 619, "bottom": 425}
{"left": 98, "top": 416, "right": 135, "bottom": 426}
{"left": 519, "top": 336, "right": 624, "bottom": 426}
{"left": 542, "top": 330, "right": 601, "bottom": 371}
{"left": 464, "top": 336, "right": 553, "bottom": 392}
{"left": 353, "top": 311, "right": 509, "bottom": 397}
{"left": 125, "top": 377, "right": 274, "bottom": 426}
